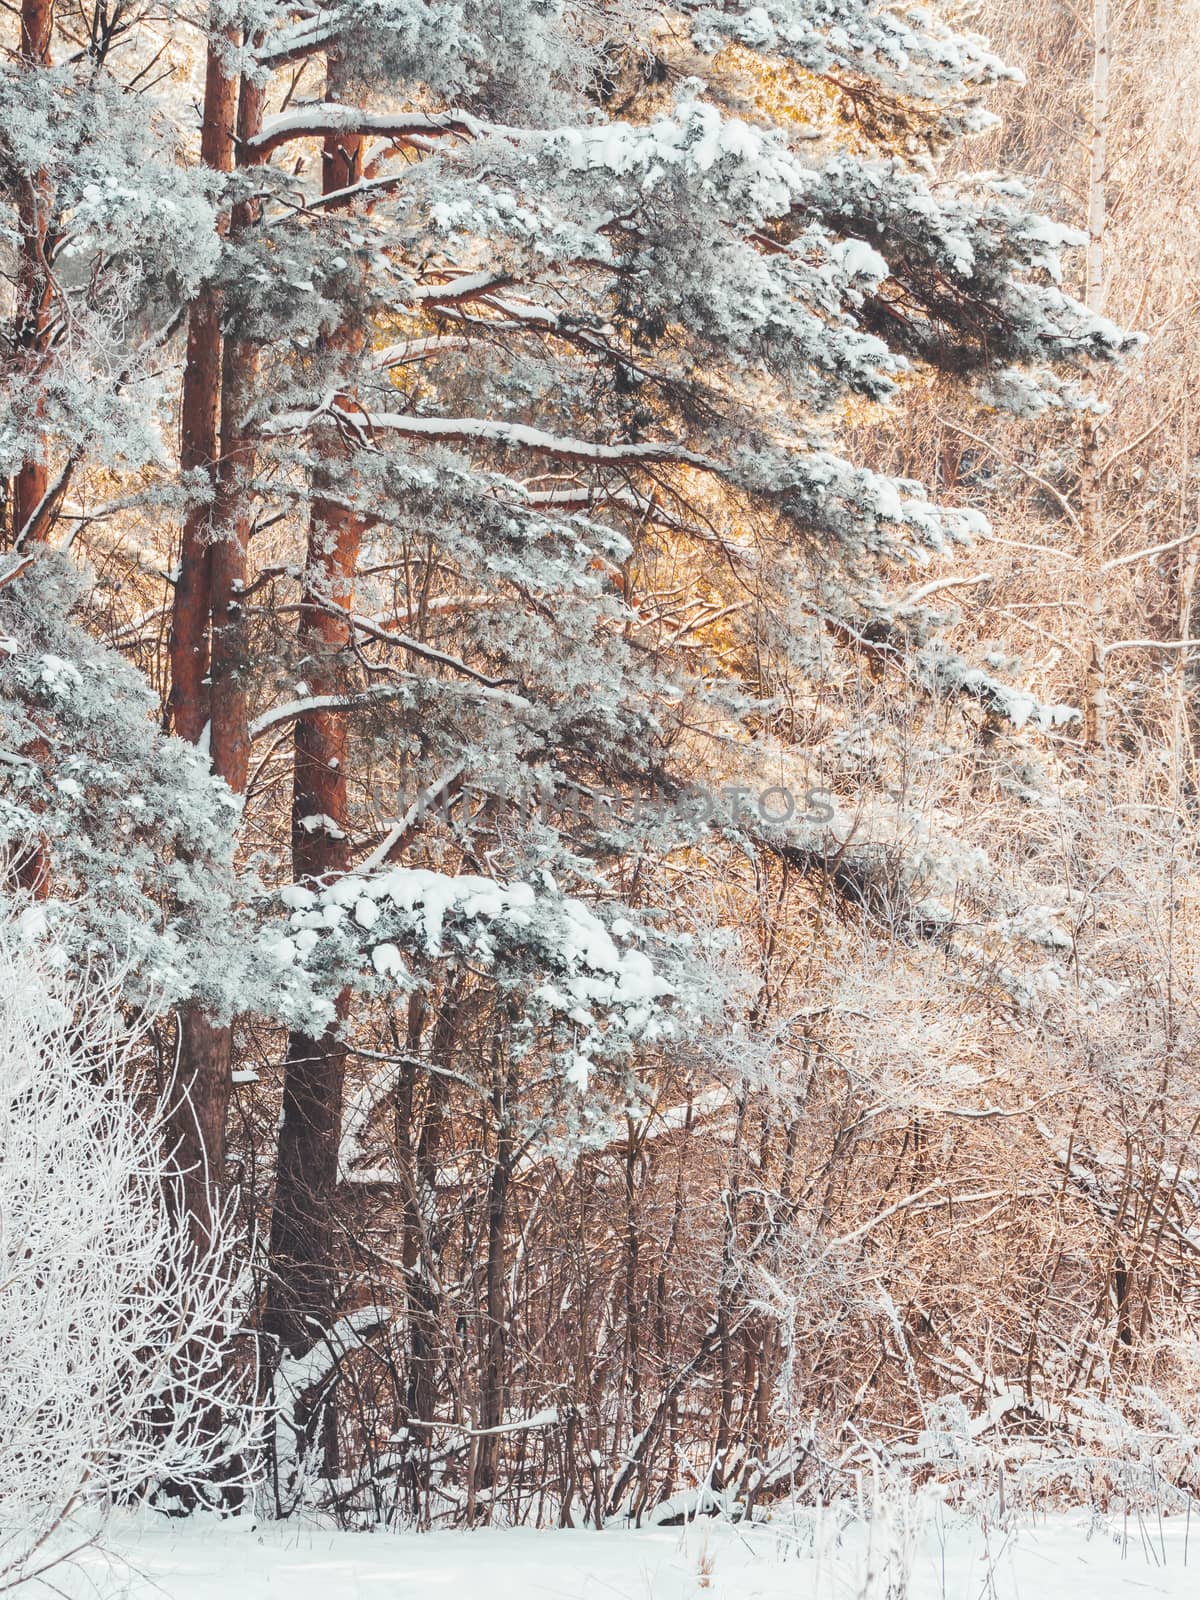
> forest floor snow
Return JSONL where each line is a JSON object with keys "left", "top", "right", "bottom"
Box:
{"left": 51, "top": 1503, "right": 1200, "bottom": 1600}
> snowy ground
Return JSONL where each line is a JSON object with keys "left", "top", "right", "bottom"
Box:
{"left": 45, "top": 1504, "right": 1200, "bottom": 1600}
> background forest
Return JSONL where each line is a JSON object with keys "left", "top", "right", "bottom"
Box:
{"left": 4, "top": 0, "right": 1200, "bottom": 1565}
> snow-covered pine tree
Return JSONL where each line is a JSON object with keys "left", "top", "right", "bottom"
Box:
{"left": 180, "top": 0, "right": 1132, "bottom": 1373}
{"left": 0, "top": 0, "right": 249, "bottom": 1020}
{"left": 1, "top": 0, "right": 1137, "bottom": 1498}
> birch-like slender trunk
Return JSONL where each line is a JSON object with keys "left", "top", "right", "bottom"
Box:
{"left": 400, "top": 979, "right": 461, "bottom": 1516}
{"left": 1082, "top": 0, "right": 1110, "bottom": 749}
{"left": 477, "top": 1020, "right": 519, "bottom": 1496}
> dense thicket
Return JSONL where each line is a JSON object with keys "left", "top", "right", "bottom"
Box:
{"left": 4, "top": 0, "right": 1200, "bottom": 1532}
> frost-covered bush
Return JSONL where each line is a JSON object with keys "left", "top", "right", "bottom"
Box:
{"left": 0, "top": 922, "right": 255, "bottom": 1587}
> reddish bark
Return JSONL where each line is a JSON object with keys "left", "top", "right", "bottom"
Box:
{"left": 6, "top": 0, "right": 55, "bottom": 897}
{"left": 165, "top": 31, "right": 241, "bottom": 1251}
{"left": 262, "top": 467, "right": 364, "bottom": 1352}
{"left": 264, "top": 104, "right": 366, "bottom": 1357}
{"left": 11, "top": 0, "right": 54, "bottom": 541}
{"left": 168, "top": 33, "right": 238, "bottom": 743}
{"left": 12, "top": 730, "right": 51, "bottom": 898}
{"left": 17, "top": 0, "right": 51, "bottom": 59}
{"left": 209, "top": 74, "right": 268, "bottom": 795}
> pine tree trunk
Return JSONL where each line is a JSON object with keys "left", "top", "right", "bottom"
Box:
{"left": 5, "top": 0, "right": 56, "bottom": 897}
{"left": 165, "top": 32, "right": 241, "bottom": 1255}
{"left": 263, "top": 88, "right": 365, "bottom": 1360}
{"left": 262, "top": 470, "right": 362, "bottom": 1352}
{"left": 209, "top": 71, "right": 267, "bottom": 796}
{"left": 169, "top": 31, "right": 238, "bottom": 743}
{"left": 10, "top": 0, "right": 53, "bottom": 543}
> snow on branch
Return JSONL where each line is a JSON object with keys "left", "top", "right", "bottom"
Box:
{"left": 247, "top": 687, "right": 412, "bottom": 741}
{"left": 248, "top": 677, "right": 531, "bottom": 744}
{"left": 0, "top": 924, "right": 257, "bottom": 1581}
{"left": 409, "top": 272, "right": 514, "bottom": 305}
{"left": 263, "top": 867, "right": 678, "bottom": 1091}
{"left": 275, "top": 1305, "right": 392, "bottom": 1403}
{"left": 248, "top": 105, "right": 520, "bottom": 157}
{"left": 271, "top": 1305, "right": 391, "bottom": 1511}
{"left": 261, "top": 408, "right": 719, "bottom": 469}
